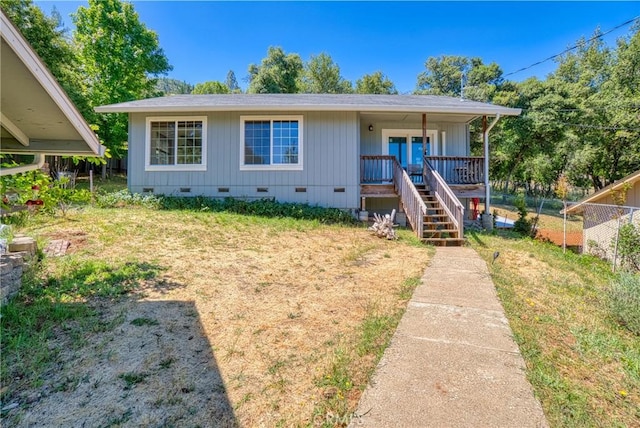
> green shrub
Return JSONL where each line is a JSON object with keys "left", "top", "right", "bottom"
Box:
{"left": 609, "top": 273, "right": 640, "bottom": 335}
{"left": 615, "top": 222, "right": 640, "bottom": 272}
{"left": 95, "top": 189, "right": 161, "bottom": 209}
{"left": 513, "top": 192, "right": 534, "bottom": 237}
{"left": 159, "top": 196, "right": 358, "bottom": 225}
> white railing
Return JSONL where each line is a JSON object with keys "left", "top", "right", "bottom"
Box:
{"left": 424, "top": 158, "right": 465, "bottom": 237}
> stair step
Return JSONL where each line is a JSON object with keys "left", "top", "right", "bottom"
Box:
{"left": 421, "top": 237, "right": 465, "bottom": 247}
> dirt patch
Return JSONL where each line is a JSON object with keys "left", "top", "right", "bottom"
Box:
{"left": 41, "top": 229, "right": 89, "bottom": 254}
{"left": 4, "top": 210, "right": 431, "bottom": 427}
{"left": 536, "top": 229, "right": 582, "bottom": 247}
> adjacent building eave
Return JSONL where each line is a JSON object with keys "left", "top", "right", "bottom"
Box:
{"left": 0, "top": 10, "right": 105, "bottom": 157}
{"left": 564, "top": 169, "right": 640, "bottom": 215}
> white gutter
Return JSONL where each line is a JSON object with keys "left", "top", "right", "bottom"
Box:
{"left": 483, "top": 114, "right": 501, "bottom": 218}
{"left": 0, "top": 154, "right": 45, "bottom": 176}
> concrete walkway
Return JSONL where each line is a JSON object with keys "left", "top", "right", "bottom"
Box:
{"left": 351, "top": 247, "right": 548, "bottom": 427}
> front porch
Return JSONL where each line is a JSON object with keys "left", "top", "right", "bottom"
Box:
{"left": 360, "top": 155, "right": 485, "bottom": 246}
{"left": 360, "top": 155, "right": 486, "bottom": 200}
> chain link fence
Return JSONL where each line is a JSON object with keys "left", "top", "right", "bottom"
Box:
{"left": 582, "top": 203, "right": 639, "bottom": 269}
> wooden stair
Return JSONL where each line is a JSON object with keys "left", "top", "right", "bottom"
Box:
{"left": 414, "top": 184, "right": 464, "bottom": 246}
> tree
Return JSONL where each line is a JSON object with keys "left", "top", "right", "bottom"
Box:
{"left": 299, "top": 53, "right": 352, "bottom": 93}
{"left": 551, "top": 27, "right": 640, "bottom": 190}
{"left": 73, "top": 0, "right": 172, "bottom": 161}
{"left": 192, "top": 81, "right": 230, "bottom": 94}
{"left": 0, "top": 0, "right": 92, "bottom": 119}
{"left": 155, "top": 77, "right": 193, "bottom": 95}
{"left": 247, "top": 46, "right": 303, "bottom": 93}
{"left": 415, "top": 55, "right": 502, "bottom": 102}
{"left": 225, "top": 70, "right": 241, "bottom": 93}
{"left": 355, "top": 71, "right": 398, "bottom": 94}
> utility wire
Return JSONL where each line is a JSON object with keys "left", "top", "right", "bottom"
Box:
{"left": 503, "top": 16, "right": 640, "bottom": 78}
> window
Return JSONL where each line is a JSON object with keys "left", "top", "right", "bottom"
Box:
{"left": 240, "top": 116, "right": 303, "bottom": 170}
{"left": 145, "top": 117, "right": 207, "bottom": 171}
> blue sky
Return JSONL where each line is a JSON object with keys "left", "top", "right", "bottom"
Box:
{"left": 37, "top": 1, "right": 639, "bottom": 93}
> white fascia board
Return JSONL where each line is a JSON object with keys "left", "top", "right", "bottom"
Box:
{"left": 1, "top": 12, "right": 104, "bottom": 156}
{"left": 95, "top": 103, "right": 521, "bottom": 117}
{"left": 0, "top": 112, "right": 29, "bottom": 146}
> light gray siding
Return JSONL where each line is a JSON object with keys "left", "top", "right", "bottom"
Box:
{"left": 128, "top": 111, "right": 359, "bottom": 209}
{"left": 359, "top": 121, "right": 469, "bottom": 156}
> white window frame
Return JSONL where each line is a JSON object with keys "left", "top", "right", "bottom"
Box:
{"left": 381, "top": 128, "right": 439, "bottom": 159}
{"left": 145, "top": 116, "right": 207, "bottom": 171}
{"left": 240, "top": 115, "right": 303, "bottom": 171}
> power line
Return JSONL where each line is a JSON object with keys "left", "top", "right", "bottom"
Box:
{"left": 503, "top": 16, "right": 640, "bottom": 78}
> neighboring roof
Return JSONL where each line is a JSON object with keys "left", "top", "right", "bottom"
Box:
{"left": 0, "top": 10, "right": 104, "bottom": 156}
{"left": 564, "top": 169, "right": 640, "bottom": 214}
{"left": 95, "top": 94, "right": 522, "bottom": 117}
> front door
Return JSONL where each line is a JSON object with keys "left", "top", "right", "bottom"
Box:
{"left": 383, "top": 129, "right": 437, "bottom": 174}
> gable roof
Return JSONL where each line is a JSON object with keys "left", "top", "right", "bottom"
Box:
{"left": 564, "top": 169, "right": 640, "bottom": 214}
{"left": 95, "top": 94, "right": 521, "bottom": 118}
{"left": 0, "top": 10, "right": 104, "bottom": 156}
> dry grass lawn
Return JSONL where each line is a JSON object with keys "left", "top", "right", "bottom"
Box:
{"left": 2, "top": 207, "right": 432, "bottom": 427}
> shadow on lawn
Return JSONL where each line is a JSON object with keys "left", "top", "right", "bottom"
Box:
{"left": 1, "top": 262, "right": 237, "bottom": 427}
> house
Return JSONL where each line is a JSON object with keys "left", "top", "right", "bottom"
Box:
{"left": 0, "top": 9, "right": 104, "bottom": 174}
{"left": 95, "top": 94, "right": 520, "bottom": 245}
{"left": 564, "top": 170, "right": 640, "bottom": 260}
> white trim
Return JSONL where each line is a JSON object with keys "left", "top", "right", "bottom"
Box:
{"left": 145, "top": 116, "right": 208, "bottom": 172}
{"left": 239, "top": 115, "right": 304, "bottom": 171}
{"left": 381, "top": 128, "right": 438, "bottom": 162}
{"left": 0, "top": 112, "right": 29, "bottom": 146}
{"left": 1, "top": 11, "right": 103, "bottom": 156}
{"left": 441, "top": 131, "right": 447, "bottom": 156}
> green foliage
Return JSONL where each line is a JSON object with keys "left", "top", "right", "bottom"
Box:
{"left": 73, "top": 0, "right": 172, "bottom": 158}
{"left": 355, "top": 71, "right": 398, "bottom": 94}
{"left": 225, "top": 70, "right": 241, "bottom": 93}
{"left": 192, "top": 80, "right": 230, "bottom": 94}
{"left": 415, "top": 55, "right": 502, "bottom": 101}
{"left": 94, "top": 189, "right": 161, "bottom": 209}
{"left": 299, "top": 53, "right": 352, "bottom": 94}
{"left": 609, "top": 273, "right": 640, "bottom": 335}
{"left": 615, "top": 222, "right": 640, "bottom": 272}
{"left": 159, "top": 196, "right": 357, "bottom": 224}
{"left": 247, "top": 46, "right": 303, "bottom": 93}
{"left": 1, "top": 169, "right": 90, "bottom": 217}
{"left": 155, "top": 77, "right": 193, "bottom": 95}
{"left": 512, "top": 192, "right": 534, "bottom": 236}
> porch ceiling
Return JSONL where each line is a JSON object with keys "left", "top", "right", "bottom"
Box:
{"left": 360, "top": 112, "right": 478, "bottom": 124}
{"left": 0, "top": 11, "right": 104, "bottom": 156}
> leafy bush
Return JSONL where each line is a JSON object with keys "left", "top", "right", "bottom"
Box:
{"left": 615, "top": 222, "right": 640, "bottom": 272}
{"left": 160, "top": 196, "right": 357, "bottom": 225}
{"left": 95, "top": 189, "right": 162, "bottom": 209}
{"left": 1, "top": 169, "right": 90, "bottom": 218}
{"left": 512, "top": 192, "right": 535, "bottom": 237}
{"left": 609, "top": 273, "right": 640, "bottom": 335}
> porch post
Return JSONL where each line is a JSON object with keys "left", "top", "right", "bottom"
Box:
{"left": 422, "top": 113, "right": 427, "bottom": 177}
{"left": 483, "top": 115, "right": 490, "bottom": 218}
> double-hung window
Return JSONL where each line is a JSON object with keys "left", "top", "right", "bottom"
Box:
{"left": 145, "top": 116, "right": 207, "bottom": 171}
{"left": 240, "top": 115, "right": 303, "bottom": 170}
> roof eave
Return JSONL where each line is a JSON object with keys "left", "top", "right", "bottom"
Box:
{"left": 95, "top": 103, "right": 521, "bottom": 116}
{"left": 0, "top": 11, "right": 105, "bottom": 157}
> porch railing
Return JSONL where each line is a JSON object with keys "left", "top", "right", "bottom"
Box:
{"left": 425, "top": 156, "right": 484, "bottom": 185}
{"left": 393, "top": 157, "right": 428, "bottom": 239}
{"left": 360, "top": 155, "right": 427, "bottom": 239}
{"left": 424, "top": 157, "right": 465, "bottom": 237}
{"left": 360, "top": 155, "right": 395, "bottom": 183}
